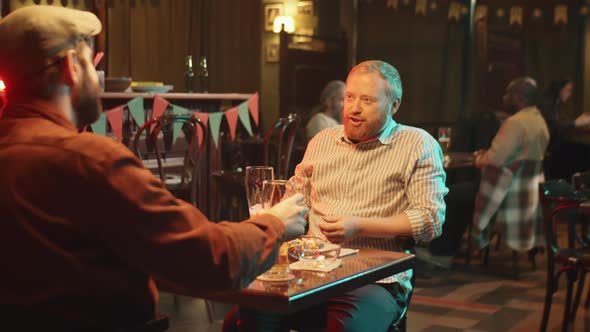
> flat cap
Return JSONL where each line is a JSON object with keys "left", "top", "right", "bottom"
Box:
{"left": 0, "top": 5, "right": 101, "bottom": 86}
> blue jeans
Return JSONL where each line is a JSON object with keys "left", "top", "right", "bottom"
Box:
{"left": 223, "top": 282, "right": 408, "bottom": 332}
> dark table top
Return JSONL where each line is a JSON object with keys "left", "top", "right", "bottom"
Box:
{"left": 445, "top": 152, "right": 475, "bottom": 169}
{"left": 204, "top": 248, "right": 414, "bottom": 314}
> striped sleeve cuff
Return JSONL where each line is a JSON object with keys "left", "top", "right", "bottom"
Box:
{"left": 405, "top": 209, "right": 426, "bottom": 241}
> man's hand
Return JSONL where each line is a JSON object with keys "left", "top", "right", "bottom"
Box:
{"left": 473, "top": 149, "right": 487, "bottom": 168}
{"left": 575, "top": 112, "right": 590, "bottom": 128}
{"left": 319, "top": 215, "right": 362, "bottom": 244}
{"left": 265, "top": 193, "right": 309, "bottom": 240}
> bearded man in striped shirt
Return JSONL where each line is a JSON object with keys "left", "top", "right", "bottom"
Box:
{"left": 280, "top": 60, "right": 448, "bottom": 331}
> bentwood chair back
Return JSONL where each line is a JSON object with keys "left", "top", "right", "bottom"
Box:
{"left": 133, "top": 114, "right": 207, "bottom": 207}
{"left": 538, "top": 180, "right": 589, "bottom": 332}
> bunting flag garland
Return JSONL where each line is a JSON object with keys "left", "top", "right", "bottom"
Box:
{"left": 554, "top": 5, "right": 568, "bottom": 25}
{"left": 224, "top": 106, "right": 239, "bottom": 141}
{"left": 510, "top": 6, "right": 523, "bottom": 26}
{"left": 171, "top": 105, "right": 191, "bottom": 145}
{"left": 247, "top": 92, "right": 260, "bottom": 126}
{"left": 415, "top": 0, "right": 427, "bottom": 16}
{"left": 238, "top": 101, "right": 254, "bottom": 136}
{"left": 208, "top": 112, "right": 224, "bottom": 148}
{"left": 360, "top": 1, "right": 580, "bottom": 26}
{"left": 105, "top": 105, "right": 125, "bottom": 142}
{"left": 448, "top": 2, "right": 461, "bottom": 21}
{"left": 127, "top": 96, "right": 145, "bottom": 127}
{"left": 193, "top": 112, "right": 209, "bottom": 149}
{"left": 152, "top": 96, "right": 169, "bottom": 121}
{"left": 89, "top": 92, "right": 259, "bottom": 149}
{"left": 90, "top": 112, "right": 107, "bottom": 136}
{"left": 386, "top": 0, "right": 399, "bottom": 10}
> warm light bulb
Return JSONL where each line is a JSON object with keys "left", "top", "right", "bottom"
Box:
{"left": 0, "top": 79, "right": 5, "bottom": 91}
{"left": 273, "top": 16, "right": 295, "bottom": 33}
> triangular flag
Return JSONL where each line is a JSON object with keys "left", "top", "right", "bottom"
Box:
{"left": 152, "top": 96, "right": 169, "bottom": 120}
{"left": 90, "top": 112, "right": 107, "bottom": 135}
{"left": 415, "top": 0, "right": 427, "bottom": 15}
{"left": 194, "top": 112, "right": 209, "bottom": 149}
{"left": 224, "top": 106, "right": 239, "bottom": 141}
{"left": 127, "top": 96, "right": 145, "bottom": 127}
{"left": 238, "top": 101, "right": 253, "bottom": 136}
{"left": 171, "top": 105, "right": 191, "bottom": 145}
{"left": 208, "top": 112, "right": 224, "bottom": 148}
{"left": 554, "top": 5, "right": 568, "bottom": 25}
{"left": 105, "top": 105, "right": 125, "bottom": 142}
{"left": 247, "top": 92, "right": 259, "bottom": 126}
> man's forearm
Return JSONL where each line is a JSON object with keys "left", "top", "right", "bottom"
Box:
{"left": 358, "top": 213, "right": 413, "bottom": 238}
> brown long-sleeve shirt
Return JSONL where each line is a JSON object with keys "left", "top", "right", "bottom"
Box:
{"left": 0, "top": 101, "right": 285, "bottom": 331}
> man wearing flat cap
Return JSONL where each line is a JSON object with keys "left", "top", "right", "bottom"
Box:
{"left": 0, "top": 6, "right": 308, "bottom": 331}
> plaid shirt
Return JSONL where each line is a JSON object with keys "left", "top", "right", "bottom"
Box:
{"left": 473, "top": 106, "right": 548, "bottom": 251}
{"left": 474, "top": 161, "right": 546, "bottom": 252}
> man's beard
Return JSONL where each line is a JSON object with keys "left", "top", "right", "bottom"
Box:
{"left": 73, "top": 79, "right": 102, "bottom": 128}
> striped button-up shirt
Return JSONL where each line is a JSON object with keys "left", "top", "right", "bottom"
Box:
{"left": 289, "top": 119, "right": 448, "bottom": 289}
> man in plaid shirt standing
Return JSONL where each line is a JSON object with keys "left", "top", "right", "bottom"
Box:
{"left": 473, "top": 77, "right": 549, "bottom": 252}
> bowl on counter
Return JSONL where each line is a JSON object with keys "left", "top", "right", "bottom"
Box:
{"left": 131, "top": 85, "right": 174, "bottom": 93}
{"left": 104, "top": 77, "right": 132, "bottom": 92}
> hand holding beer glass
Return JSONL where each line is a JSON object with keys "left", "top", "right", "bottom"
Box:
{"left": 244, "top": 167, "right": 308, "bottom": 281}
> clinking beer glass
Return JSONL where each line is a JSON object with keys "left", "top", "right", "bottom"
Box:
{"left": 257, "top": 179, "right": 295, "bottom": 281}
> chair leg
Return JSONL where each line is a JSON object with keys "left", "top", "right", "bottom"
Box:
{"left": 512, "top": 250, "right": 519, "bottom": 275}
{"left": 465, "top": 222, "right": 473, "bottom": 265}
{"left": 528, "top": 247, "right": 538, "bottom": 271}
{"left": 570, "top": 270, "right": 586, "bottom": 322}
{"left": 495, "top": 232, "right": 503, "bottom": 251}
{"left": 482, "top": 246, "right": 490, "bottom": 267}
{"left": 562, "top": 269, "right": 577, "bottom": 332}
{"left": 541, "top": 278, "right": 554, "bottom": 332}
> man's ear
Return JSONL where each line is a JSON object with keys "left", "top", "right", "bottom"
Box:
{"left": 61, "top": 49, "right": 79, "bottom": 87}
{"left": 390, "top": 98, "right": 401, "bottom": 115}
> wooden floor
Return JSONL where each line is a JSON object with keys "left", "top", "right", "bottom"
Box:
{"left": 159, "top": 230, "right": 590, "bottom": 331}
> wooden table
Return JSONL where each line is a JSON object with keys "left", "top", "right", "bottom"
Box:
{"left": 445, "top": 152, "right": 475, "bottom": 169}
{"left": 205, "top": 248, "right": 414, "bottom": 314}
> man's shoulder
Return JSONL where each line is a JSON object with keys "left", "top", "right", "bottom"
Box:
{"left": 311, "top": 125, "right": 342, "bottom": 141}
{"left": 65, "top": 133, "right": 138, "bottom": 165}
{"left": 395, "top": 124, "right": 437, "bottom": 145}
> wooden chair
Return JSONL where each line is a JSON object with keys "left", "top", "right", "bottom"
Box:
{"left": 388, "top": 236, "right": 416, "bottom": 332}
{"left": 263, "top": 113, "right": 299, "bottom": 180}
{"left": 133, "top": 114, "right": 207, "bottom": 207}
{"left": 539, "top": 180, "right": 589, "bottom": 332}
{"left": 212, "top": 113, "right": 301, "bottom": 220}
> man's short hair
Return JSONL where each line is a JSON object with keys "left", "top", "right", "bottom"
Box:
{"left": 507, "top": 77, "right": 538, "bottom": 106}
{"left": 0, "top": 5, "right": 101, "bottom": 92}
{"left": 349, "top": 60, "right": 403, "bottom": 102}
{"left": 320, "top": 80, "right": 345, "bottom": 107}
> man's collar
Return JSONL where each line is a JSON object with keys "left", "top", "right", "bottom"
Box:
{"left": 337, "top": 118, "right": 398, "bottom": 145}
{"left": 2, "top": 100, "right": 78, "bottom": 132}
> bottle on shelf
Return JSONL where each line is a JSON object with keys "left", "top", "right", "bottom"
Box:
{"left": 198, "top": 55, "right": 209, "bottom": 93}
{"left": 184, "top": 55, "right": 195, "bottom": 93}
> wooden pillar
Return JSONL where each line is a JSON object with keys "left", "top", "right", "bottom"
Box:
{"left": 93, "top": 0, "right": 107, "bottom": 71}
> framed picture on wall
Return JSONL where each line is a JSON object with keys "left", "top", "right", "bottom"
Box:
{"left": 297, "top": 1, "right": 313, "bottom": 16}
{"left": 264, "top": 3, "right": 284, "bottom": 32}
{"left": 265, "top": 43, "right": 279, "bottom": 63}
